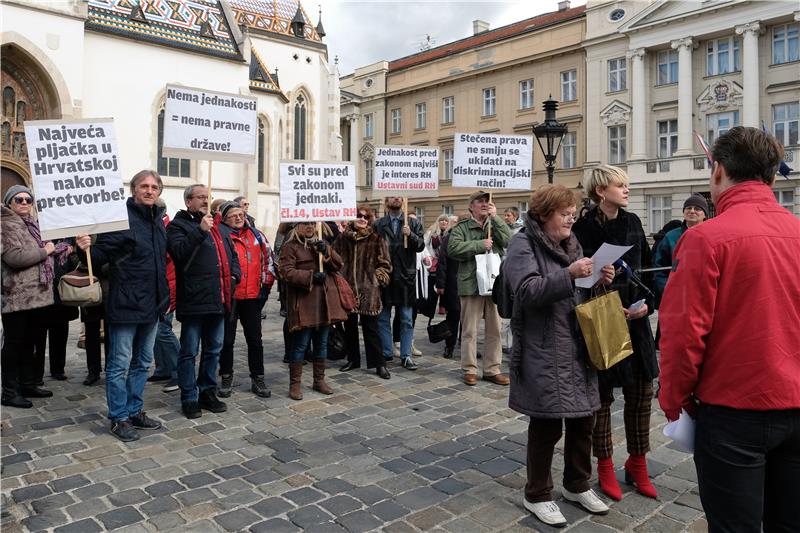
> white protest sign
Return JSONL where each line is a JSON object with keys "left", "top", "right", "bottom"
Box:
{"left": 24, "top": 117, "right": 129, "bottom": 240}
{"left": 162, "top": 84, "right": 257, "bottom": 163}
{"left": 453, "top": 132, "right": 533, "bottom": 190}
{"left": 279, "top": 161, "right": 357, "bottom": 222}
{"left": 373, "top": 145, "right": 439, "bottom": 197}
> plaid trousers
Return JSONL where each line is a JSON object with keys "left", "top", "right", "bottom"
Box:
{"left": 592, "top": 368, "right": 654, "bottom": 459}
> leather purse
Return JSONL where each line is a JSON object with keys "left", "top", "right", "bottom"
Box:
{"left": 426, "top": 316, "right": 452, "bottom": 344}
{"left": 58, "top": 268, "right": 102, "bottom": 307}
{"left": 333, "top": 272, "right": 357, "bottom": 312}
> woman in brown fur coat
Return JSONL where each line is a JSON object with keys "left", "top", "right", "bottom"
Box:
{"left": 333, "top": 205, "right": 393, "bottom": 379}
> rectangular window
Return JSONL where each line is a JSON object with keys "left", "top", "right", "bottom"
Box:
{"left": 608, "top": 57, "right": 627, "bottom": 92}
{"left": 158, "top": 110, "right": 191, "bottom": 178}
{"left": 415, "top": 103, "right": 427, "bottom": 130}
{"left": 482, "top": 87, "right": 496, "bottom": 117}
{"left": 442, "top": 204, "right": 454, "bottom": 215}
{"left": 415, "top": 206, "right": 424, "bottom": 226}
{"left": 561, "top": 70, "right": 577, "bottom": 102}
{"left": 364, "top": 113, "right": 373, "bottom": 138}
{"left": 519, "top": 79, "right": 534, "bottom": 109}
{"left": 518, "top": 201, "right": 528, "bottom": 214}
{"left": 773, "top": 23, "right": 800, "bottom": 64}
{"left": 649, "top": 195, "right": 672, "bottom": 233}
{"left": 657, "top": 119, "right": 678, "bottom": 158}
{"left": 364, "top": 160, "right": 373, "bottom": 187}
{"left": 773, "top": 101, "right": 799, "bottom": 146}
{"left": 391, "top": 108, "right": 401, "bottom": 134}
{"left": 442, "top": 96, "right": 454, "bottom": 124}
{"left": 608, "top": 125, "right": 627, "bottom": 164}
{"left": 657, "top": 50, "right": 679, "bottom": 85}
{"left": 442, "top": 149, "right": 453, "bottom": 181}
{"left": 774, "top": 189, "right": 795, "bottom": 211}
{"left": 706, "top": 37, "right": 740, "bottom": 76}
{"left": 707, "top": 111, "right": 740, "bottom": 143}
{"left": 562, "top": 131, "right": 576, "bottom": 169}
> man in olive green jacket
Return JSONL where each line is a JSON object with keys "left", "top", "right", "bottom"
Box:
{"left": 447, "top": 191, "right": 511, "bottom": 386}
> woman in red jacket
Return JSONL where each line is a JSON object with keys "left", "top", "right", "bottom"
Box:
{"left": 218, "top": 201, "right": 274, "bottom": 399}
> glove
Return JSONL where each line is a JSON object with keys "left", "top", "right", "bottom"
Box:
{"left": 314, "top": 240, "right": 329, "bottom": 258}
{"left": 313, "top": 271, "right": 327, "bottom": 285}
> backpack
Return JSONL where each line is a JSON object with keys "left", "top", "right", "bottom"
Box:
{"left": 492, "top": 228, "right": 533, "bottom": 319}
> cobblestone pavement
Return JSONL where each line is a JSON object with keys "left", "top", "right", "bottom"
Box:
{"left": 1, "top": 303, "right": 705, "bottom": 532}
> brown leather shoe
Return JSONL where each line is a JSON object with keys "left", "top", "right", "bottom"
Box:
{"left": 483, "top": 373, "right": 510, "bottom": 386}
{"left": 463, "top": 374, "right": 477, "bottom": 386}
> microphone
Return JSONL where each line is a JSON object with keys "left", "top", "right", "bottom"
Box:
{"left": 613, "top": 259, "right": 654, "bottom": 298}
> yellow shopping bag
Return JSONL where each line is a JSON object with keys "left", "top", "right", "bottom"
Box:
{"left": 575, "top": 289, "right": 633, "bottom": 370}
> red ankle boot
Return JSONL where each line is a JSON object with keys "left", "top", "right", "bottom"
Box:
{"left": 624, "top": 454, "right": 658, "bottom": 499}
{"left": 597, "top": 457, "right": 622, "bottom": 501}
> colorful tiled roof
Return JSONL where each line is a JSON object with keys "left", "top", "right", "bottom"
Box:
{"left": 249, "top": 48, "right": 288, "bottom": 102}
{"left": 389, "top": 5, "right": 586, "bottom": 72}
{"left": 229, "top": 0, "right": 322, "bottom": 42}
{"left": 86, "top": 0, "right": 241, "bottom": 60}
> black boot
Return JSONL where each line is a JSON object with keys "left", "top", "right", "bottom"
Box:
{"left": 20, "top": 386, "right": 53, "bottom": 398}
{"left": 198, "top": 389, "right": 227, "bottom": 413}
{"left": 1, "top": 387, "right": 32, "bottom": 408}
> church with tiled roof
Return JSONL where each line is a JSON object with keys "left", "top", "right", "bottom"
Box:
{"left": 2, "top": 0, "right": 342, "bottom": 238}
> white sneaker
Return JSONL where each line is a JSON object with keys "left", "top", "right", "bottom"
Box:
{"left": 411, "top": 342, "right": 422, "bottom": 356}
{"left": 562, "top": 488, "right": 609, "bottom": 515}
{"left": 393, "top": 342, "right": 400, "bottom": 357}
{"left": 523, "top": 499, "right": 567, "bottom": 527}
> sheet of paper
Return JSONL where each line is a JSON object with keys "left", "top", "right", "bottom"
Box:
{"left": 575, "top": 243, "right": 633, "bottom": 288}
{"left": 662, "top": 409, "right": 695, "bottom": 453}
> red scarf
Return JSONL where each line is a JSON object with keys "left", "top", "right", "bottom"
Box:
{"left": 211, "top": 213, "right": 233, "bottom": 312}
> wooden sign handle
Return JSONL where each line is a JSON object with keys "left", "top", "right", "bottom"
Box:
{"left": 86, "top": 243, "right": 94, "bottom": 286}
{"left": 207, "top": 160, "right": 213, "bottom": 200}
{"left": 317, "top": 221, "right": 324, "bottom": 272}
{"left": 487, "top": 192, "right": 493, "bottom": 240}
{"left": 403, "top": 197, "right": 408, "bottom": 249}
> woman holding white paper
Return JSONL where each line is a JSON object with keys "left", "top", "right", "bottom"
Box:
{"left": 573, "top": 164, "right": 658, "bottom": 501}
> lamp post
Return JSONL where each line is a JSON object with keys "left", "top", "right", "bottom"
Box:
{"left": 533, "top": 97, "right": 568, "bottom": 184}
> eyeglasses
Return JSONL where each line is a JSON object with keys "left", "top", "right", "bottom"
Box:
{"left": 356, "top": 213, "right": 370, "bottom": 220}
{"left": 559, "top": 212, "right": 577, "bottom": 222}
{"left": 13, "top": 196, "right": 33, "bottom": 205}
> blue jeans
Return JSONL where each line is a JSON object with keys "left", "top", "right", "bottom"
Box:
{"left": 177, "top": 314, "right": 224, "bottom": 403}
{"left": 378, "top": 304, "right": 413, "bottom": 359}
{"left": 153, "top": 312, "right": 179, "bottom": 380}
{"left": 289, "top": 326, "right": 330, "bottom": 363}
{"left": 105, "top": 321, "right": 158, "bottom": 422}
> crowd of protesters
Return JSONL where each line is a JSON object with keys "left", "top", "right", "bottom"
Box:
{"left": 2, "top": 127, "right": 797, "bottom": 531}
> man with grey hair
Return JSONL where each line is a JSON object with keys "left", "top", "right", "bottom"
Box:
{"left": 167, "top": 184, "right": 240, "bottom": 419}
{"left": 76, "top": 169, "right": 169, "bottom": 441}
{"left": 233, "top": 195, "right": 256, "bottom": 228}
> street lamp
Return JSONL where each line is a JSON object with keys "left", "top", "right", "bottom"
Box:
{"left": 533, "top": 97, "right": 568, "bottom": 184}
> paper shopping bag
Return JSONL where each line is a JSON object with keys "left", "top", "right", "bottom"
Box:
{"left": 575, "top": 289, "right": 633, "bottom": 370}
{"left": 475, "top": 252, "right": 501, "bottom": 296}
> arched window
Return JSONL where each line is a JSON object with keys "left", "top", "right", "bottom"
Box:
{"left": 293, "top": 95, "right": 306, "bottom": 160}
{"left": 258, "top": 118, "right": 265, "bottom": 183}
{"left": 157, "top": 109, "right": 191, "bottom": 178}
{"left": 3, "top": 87, "right": 14, "bottom": 118}
{"left": 15, "top": 101, "right": 25, "bottom": 127}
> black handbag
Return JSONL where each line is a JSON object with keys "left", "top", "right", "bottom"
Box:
{"left": 426, "top": 316, "right": 451, "bottom": 344}
{"left": 327, "top": 322, "right": 347, "bottom": 360}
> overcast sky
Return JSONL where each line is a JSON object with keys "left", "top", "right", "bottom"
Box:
{"left": 313, "top": 0, "right": 587, "bottom": 75}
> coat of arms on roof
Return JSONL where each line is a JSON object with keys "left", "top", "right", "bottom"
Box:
{"left": 696, "top": 80, "right": 743, "bottom": 112}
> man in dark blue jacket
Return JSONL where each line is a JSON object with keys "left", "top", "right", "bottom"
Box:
{"left": 76, "top": 169, "right": 169, "bottom": 442}
{"left": 167, "top": 184, "right": 240, "bottom": 419}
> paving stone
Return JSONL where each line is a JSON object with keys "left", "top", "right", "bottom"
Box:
{"left": 244, "top": 469, "right": 281, "bottom": 485}
{"left": 395, "top": 486, "right": 448, "bottom": 511}
{"left": 213, "top": 464, "right": 250, "bottom": 479}
{"left": 145, "top": 512, "right": 186, "bottom": 530}
{"left": 139, "top": 496, "right": 180, "bottom": 517}
{"left": 174, "top": 488, "right": 216, "bottom": 506}
{"left": 426, "top": 441, "right": 470, "bottom": 456}
{"left": 415, "top": 465, "right": 451, "bottom": 481}
{"left": 369, "top": 499, "right": 410, "bottom": 521}
{"left": 569, "top": 522, "right": 617, "bottom": 532}
{"left": 335, "top": 510, "right": 382, "bottom": 532}
{"left": 11, "top": 484, "right": 51, "bottom": 502}
{"left": 675, "top": 491, "right": 704, "bottom": 511}
{"left": 432, "top": 478, "right": 472, "bottom": 495}
{"left": 250, "top": 496, "right": 295, "bottom": 518}
{"left": 611, "top": 493, "right": 663, "bottom": 519}
{"left": 144, "top": 480, "right": 185, "bottom": 498}
{"left": 349, "top": 485, "right": 392, "bottom": 506}
{"left": 319, "top": 495, "right": 362, "bottom": 516}
{"left": 242, "top": 456, "right": 278, "bottom": 472}
{"left": 21, "top": 510, "right": 69, "bottom": 531}
{"left": 123, "top": 458, "right": 159, "bottom": 473}
{"left": 31, "top": 492, "right": 74, "bottom": 513}
{"left": 249, "top": 518, "right": 301, "bottom": 532}
{"left": 107, "top": 488, "right": 150, "bottom": 507}
{"left": 634, "top": 514, "right": 685, "bottom": 532}
{"left": 380, "top": 458, "right": 416, "bottom": 474}
{"left": 474, "top": 457, "right": 523, "bottom": 477}
{"left": 49, "top": 474, "right": 91, "bottom": 493}
{"left": 286, "top": 505, "right": 333, "bottom": 528}
{"left": 53, "top": 518, "right": 103, "bottom": 533}
{"left": 96, "top": 506, "right": 144, "bottom": 530}
{"left": 591, "top": 509, "right": 637, "bottom": 531}
{"left": 661, "top": 502, "right": 703, "bottom": 523}
{"left": 65, "top": 498, "right": 109, "bottom": 521}
{"left": 2, "top": 452, "right": 32, "bottom": 465}
{"left": 214, "top": 508, "right": 261, "bottom": 531}
{"left": 460, "top": 446, "right": 504, "bottom": 464}
{"left": 179, "top": 472, "right": 220, "bottom": 489}
{"left": 402, "top": 450, "right": 439, "bottom": 465}
{"left": 284, "top": 486, "right": 325, "bottom": 505}
{"left": 436, "top": 457, "right": 474, "bottom": 473}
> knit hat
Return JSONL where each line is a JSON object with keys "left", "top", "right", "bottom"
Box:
{"left": 219, "top": 201, "right": 242, "bottom": 220}
{"left": 683, "top": 193, "right": 709, "bottom": 217}
{"left": 3, "top": 185, "right": 34, "bottom": 206}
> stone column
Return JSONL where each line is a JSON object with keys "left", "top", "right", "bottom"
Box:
{"left": 735, "top": 22, "right": 761, "bottom": 127}
{"left": 348, "top": 115, "right": 359, "bottom": 163}
{"left": 671, "top": 37, "right": 695, "bottom": 156}
{"left": 627, "top": 48, "right": 647, "bottom": 160}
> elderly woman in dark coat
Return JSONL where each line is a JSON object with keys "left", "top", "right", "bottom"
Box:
{"left": 333, "top": 205, "right": 393, "bottom": 379}
{"left": 278, "top": 221, "right": 348, "bottom": 400}
{"left": 1, "top": 185, "right": 66, "bottom": 407}
{"left": 572, "top": 164, "right": 658, "bottom": 502}
{"left": 505, "top": 185, "right": 614, "bottom": 527}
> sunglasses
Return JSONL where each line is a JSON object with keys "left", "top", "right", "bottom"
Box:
{"left": 13, "top": 196, "right": 33, "bottom": 205}
{"left": 356, "top": 213, "right": 370, "bottom": 220}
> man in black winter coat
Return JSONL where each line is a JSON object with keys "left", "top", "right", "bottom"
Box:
{"left": 76, "top": 169, "right": 169, "bottom": 442}
{"left": 167, "top": 184, "right": 240, "bottom": 420}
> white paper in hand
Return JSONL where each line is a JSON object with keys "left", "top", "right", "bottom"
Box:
{"left": 662, "top": 409, "right": 695, "bottom": 453}
{"left": 575, "top": 243, "right": 633, "bottom": 288}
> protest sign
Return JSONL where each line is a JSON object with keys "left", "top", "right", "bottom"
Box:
{"left": 373, "top": 145, "right": 439, "bottom": 197}
{"left": 453, "top": 133, "right": 533, "bottom": 190}
{"left": 279, "top": 161, "right": 357, "bottom": 222}
{"left": 162, "top": 84, "right": 257, "bottom": 163}
{"left": 24, "top": 117, "right": 129, "bottom": 240}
